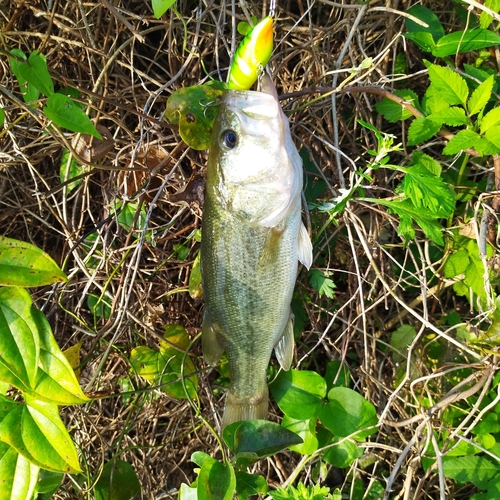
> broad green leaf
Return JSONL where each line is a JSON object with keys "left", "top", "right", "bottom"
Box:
{"left": 32, "top": 307, "right": 89, "bottom": 405}
{"left": 18, "top": 51, "right": 54, "bottom": 97}
{"left": 0, "top": 443, "right": 39, "bottom": 500}
{"left": 94, "top": 460, "right": 141, "bottom": 500}
{"left": 407, "top": 116, "right": 441, "bottom": 146}
{"left": 0, "top": 398, "right": 81, "bottom": 473}
{"left": 0, "top": 287, "right": 39, "bottom": 389}
{"left": 480, "top": 0, "right": 500, "bottom": 28}
{"left": 224, "top": 420, "right": 302, "bottom": 459}
{"left": 281, "top": 416, "right": 318, "bottom": 455}
{"left": 319, "top": 387, "right": 378, "bottom": 440}
{"left": 191, "top": 451, "right": 212, "bottom": 468}
{"left": 403, "top": 164, "right": 455, "bottom": 216}
{"left": 269, "top": 369, "right": 327, "bottom": 419}
{"left": 152, "top": 0, "right": 176, "bottom": 18}
{"left": 444, "top": 249, "right": 470, "bottom": 278}
{"left": 412, "top": 151, "right": 441, "bottom": 176}
{"left": 44, "top": 93, "right": 102, "bottom": 138}
{"left": 468, "top": 75, "right": 495, "bottom": 115}
{"left": 484, "top": 125, "right": 500, "bottom": 149}
{"left": 9, "top": 49, "right": 41, "bottom": 103}
{"left": 375, "top": 89, "right": 420, "bottom": 122}
{"left": 433, "top": 29, "right": 500, "bottom": 57}
{"left": 0, "top": 236, "right": 67, "bottom": 287}
{"left": 426, "top": 64, "right": 469, "bottom": 107}
{"left": 235, "top": 471, "right": 267, "bottom": 500}
{"left": 403, "top": 32, "right": 437, "bottom": 53}
{"left": 165, "top": 81, "right": 226, "bottom": 150}
{"left": 323, "top": 438, "right": 363, "bottom": 468}
{"left": 34, "top": 470, "right": 64, "bottom": 499}
{"left": 480, "top": 106, "right": 500, "bottom": 134}
{"left": 197, "top": 458, "right": 236, "bottom": 500}
{"left": 443, "top": 456, "right": 499, "bottom": 489}
{"left": 443, "top": 129, "right": 481, "bottom": 155}
{"left": 405, "top": 5, "right": 445, "bottom": 42}
{"left": 390, "top": 324, "right": 417, "bottom": 362}
{"left": 427, "top": 106, "right": 470, "bottom": 127}
{"left": 59, "top": 149, "right": 84, "bottom": 194}
{"left": 189, "top": 251, "right": 203, "bottom": 299}
{"left": 324, "top": 360, "right": 350, "bottom": 391}
{"left": 179, "top": 483, "right": 199, "bottom": 500}
{"left": 422, "top": 84, "right": 452, "bottom": 115}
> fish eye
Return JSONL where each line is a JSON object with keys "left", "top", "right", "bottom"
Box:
{"left": 221, "top": 129, "right": 237, "bottom": 150}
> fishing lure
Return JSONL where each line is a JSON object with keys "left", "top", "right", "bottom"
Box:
{"left": 228, "top": 16, "right": 274, "bottom": 90}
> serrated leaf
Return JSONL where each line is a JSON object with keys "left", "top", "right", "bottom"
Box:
{"left": 475, "top": 136, "right": 500, "bottom": 156}
{"left": 481, "top": 107, "right": 500, "bottom": 134}
{"left": 468, "top": 74, "right": 495, "bottom": 115}
{"left": 18, "top": 51, "right": 54, "bottom": 97}
{"left": 427, "top": 106, "right": 469, "bottom": 126}
{"left": 443, "top": 129, "right": 481, "bottom": 155}
{"left": 94, "top": 460, "right": 141, "bottom": 500}
{"left": 319, "top": 387, "right": 378, "bottom": 440}
{"left": 375, "top": 89, "right": 420, "bottom": 123}
{"left": 0, "top": 287, "right": 39, "bottom": 389}
{"left": 407, "top": 116, "right": 442, "bottom": 146}
{"left": 484, "top": 125, "right": 500, "bottom": 149}
{"left": 427, "top": 64, "right": 469, "bottom": 106}
{"left": 44, "top": 93, "right": 102, "bottom": 138}
{"left": 412, "top": 151, "right": 442, "bottom": 176}
{"left": 308, "top": 269, "right": 336, "bottom": 298}
{"left": 197, "top": 458, "right": 236, "bottom": 500}
{"left": 422, "top": 85, "right": 452, "bottom": 115}
{"left": 0, "top": 399, "right": 81, "bottom": 473}
{"left": 269, "top": 369, "right": 327, "bottom": 420}
{"left": 480, "top": 0, "right": 500, "bottom": 28}
{"left": 0, "top": 443, "right": 39, "bottom": 500}
{"left": 403, "top": 164, "right": 455, "bottom": 216}
{"left": 444, "top": 249, "right": 470, "bottom": 278}
{"left": 405, "top": 5, "right": 445, "bottom": 42}
{"left": 443, "top": 456, "right": 499, "bottom": 489}
{"left": 165, "top": 82, "right": 226, "bottom": 150}
{"left": 433, "top": 29, "right": 500, "bottom": 57}
{"left": 0, "top": 236, "right": 67, "bottom": 287}
{"left": 151, "top": 0, "right": 176, "bottom": 18}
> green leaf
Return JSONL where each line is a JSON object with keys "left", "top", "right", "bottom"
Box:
{"left": 235, "top": 471, "right": 267, "bottom": 500}
{"left": 403, "top": 32, "right": 438, "bottom": 53}
{"left": 444, "top": 249, "right": 470, "bottom": 278}
{"left": 427, "top": 106, "right": 470, "bottom": 127}
{"left": 390, "top": 324, "right": 417, "bottom": 362}
{"left": 165, "top": 81, "right": 226, "bottom": 150}
{"left": 480, "top": 106, "right": 500, "bottom": 134}
{"left": 34, "top": 470, "right": 64, "bottom": 499}
{"left": 44, "top": 93, "right": 102, "bottom": 138}
{"left": 480, "top": 0, "right": 500, "bottom": 28}
{"left": 152, "top": 0, "right": 176, "bottom": 18}
{"left": 270, "top": 482, "right": 335, "bottom": 500}
{"left": 468, "top": 75, "right": 495, "bottom": 116}
{"left": 484, "top": 125, "right": 500, "bottom": 150}
{"left": 412, "top": 151, "right": 442, "bottom": 176}
{"left": 0, "top": 236, "right": 67, "bottom": 287}
{"left": 189, "top": 251, "right": 203, "bottom": 299}
{"left": 323, "top": 438, "right": 363, "bottom": 468}
{"left": 32, "top": 307, "right": 89, "bottom": 405}
{"left": 426, "top": 64, "right": 469, "bottom": 107}
{"left": 281, "top": 416, "right": 318, "bottom": 455}
{"left": 0, "top": 443, "right": 39, "bottom": 500}
{"left": 94, "top": 460, "right": 141, "bottom": 500}
{"left": 59, "top": 149, "right": 84, "bottom": 194}
{"left": 18, "top": 51, "right": 54, "bottom": 97}
{"left": 324, "top": 360, "right": 350, "bottom": 391}
{"left": 433, "top": 29, "right": 500, "bottom": 57}
{"left": 319, "top": 387, "right": 378, "bottom": 440}
{"left": 179, "top": 483, "right": 199, "bottom": 500}
{"left": 223, "top": 420, "right": 302, "bottom": 459}
{"left": 405, "top": 5, "right": 445, "bottom": 42}
{"left": 197, "top": 458, "right": 236, "bottom": 500}
{"left": 269, "top": 369, "right": 327, "bottom": 419}
{"left": 0, "top": 398, "right": 81, "bottom": 473}
{"left": 407, "top": 116, "right": 441, "bottom": 146}
{"left": 443, "top": 129, "right": 481, "bottom": 155}
{"left": 0, "top": 287, "right": 40, "bottom": 389}
{"left": 403, "top": 164, "right": 455, "bottom": 216}
{"left": 375, "top": 89, "right": 420, "bottom": 123}
{"left": 0, "top": 108, "right": 4, "bottom": 127}
{"left": 443, "top": 456, "right": 499, "bottom": 489}
{"left": 9, "top": 49, "right": 41, "bottom": 103}
{"left": 87, "top": 293, "right": 112, "bottom": 320}
{"left": 308, "top": 269, "right": 336, "bottom": 298}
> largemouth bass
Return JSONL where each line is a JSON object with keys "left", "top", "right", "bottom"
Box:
{"left": 201, "top": 74, "right": 313, "bottom": 428}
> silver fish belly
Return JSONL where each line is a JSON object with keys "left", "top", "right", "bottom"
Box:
{"left": 200, "top": 75, "right": 312, "bottom": 428}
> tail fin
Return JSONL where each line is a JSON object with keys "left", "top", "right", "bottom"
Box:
{"left": 221, "top": 388, "right": 269, "bottom": 429}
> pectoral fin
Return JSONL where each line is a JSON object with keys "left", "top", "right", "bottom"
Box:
{"left": 274, "top": 313, "right": 294, "bottom": 371}
{"left": 298, "top": 222, "right": 313, "bottom": 270}
{"left": 258, "top": 227, "right": 284, "bottom": 268}
{"left": 202, "top": 313, "right": 225, "bottom": 365}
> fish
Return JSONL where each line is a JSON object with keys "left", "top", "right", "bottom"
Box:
{"left": 200, "top": 73, "right": 313, "bottom": 428}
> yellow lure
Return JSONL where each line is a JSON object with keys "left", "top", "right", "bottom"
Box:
{"left": 228, "top": 16, "right": 274, "bottom": 90}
